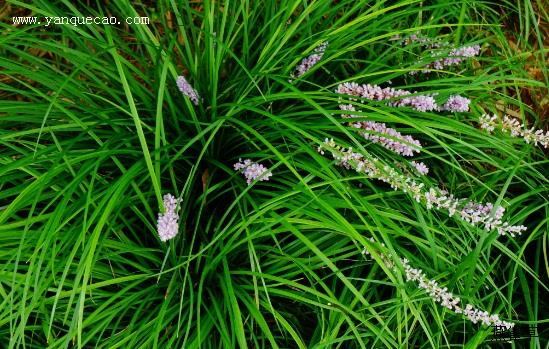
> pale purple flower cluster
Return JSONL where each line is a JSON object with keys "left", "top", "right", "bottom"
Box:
{"left": 357, "top": 121, "right": 421, "bottom": 156}
{"left": 438, "top": 95, "right": 471, "bottom": 112}
{"left": 290, "top": 41, "right": 328, "bottom": 80}
{"left": 479, "top": 114, "right": 497, "bottom": 132}
{"left": 446, "top": 45, "right": 481, "bottom": 63}
{"left": 336, "top": 82, "right": 438, "bottom": 112}
{"left": 400, "top": 258, "right": 514, "bottom": 330}
{"left": 318, "top": 139, "right": 527, "bottom": 236}
{"left": 411, "top": 44, "right": 481, "bottom": 74}
{"left": 338, "top": 82, "right": 471, "bottom": 114}
{"left": 422, "top": 189, "right": 525, "bottom": 237}
{"left": 410, "top": 160, "right": 429, "bottom": 175}
{"left": 460, "top": 202, "right": 504, "bottom": 227}
{"left": 234, "top": 158, "right": 272, "bottom": 185}
{"left": 176, "top": 75, "right": 200, "bottom": 106}
{"left": 394, "top": 94, "right": 439, "bottom": 112}
{"left": 480, "top": 114, "right": 549, "bottom": 149}
{"left": 362, "top": 239, "right": 514, "bottom": 329}
{"left": 157, "top": 194, "right": 181, "bottom": 242}
{"left": 399, "top": 33, "right": 481, "bottom": 74}
{"left": 401, "top": 33, "right": 444, "bottom": 49}
{"left": 339, "top": 104, "right": 422, "bottom": 156}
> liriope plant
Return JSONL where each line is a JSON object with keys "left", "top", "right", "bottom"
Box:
{"left": 1, "top": 0, "right": 546, "bottom": 348}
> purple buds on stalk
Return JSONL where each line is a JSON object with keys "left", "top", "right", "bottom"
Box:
{"left": 290, "top": 42, "right": 328, "bottom": 81}
{"left": 234, "top": 159, "right": 272, "bottom": 185}
{"left": 157, "top": 194, "right": 181, "bottom": 242}
{"left": 176, "top": 75, "right": 200, "bottom": 106}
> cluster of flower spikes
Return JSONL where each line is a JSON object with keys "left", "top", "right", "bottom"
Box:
{"left": 335, "top": 83, "right": 470, "bottom": 176}
{"left": 333, "top": 36, "right": 480, "bottom": 186}
{"left": 361, "top": 238, "right": 514, "bottom": 330}
{"left": 317, "top": 138, "right": 527, "bottom": 237}
{"left": 164, "top": 72, "right": 273, "bottom": 240}
{"left": 480, "top": 113, "right": 549, "bottom": 149}
{"left": 166, "top": 34, "right": 521, "bottom": 332}
{"left": 318, "top": 34, "right": 518, "bottom": 331}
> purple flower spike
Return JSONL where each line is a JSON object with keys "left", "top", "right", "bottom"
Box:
{"left": 480, "top": 113, "right": 549, "bottom": 148}
{"left": 356, "top": 121, "right": 422, "bottom": 156}
{"left": 336, "top": 82, "right": 438, "bottom": 112}
{"left": 411, "top": 160, "right": 429, "bottom": 175}
{"left": 410, "top": 44, "right": 481, "bottom": 74}
{"left": 291, "top": 41, "right": 328, "bottom": 80}
{"left": 176, "top": 75, "right": 200, "bottom": 106}
{"left": 439, "top": 95, "right": 471, "bottom": 112}
{"left": 317, "top": 139, "right": 527, "bottom": 237}
{"left": 234, "top": 158, "right": 272, "bottom": 185}
{"left": 157, "top": 194, "right": 181, "bottom": 242}
{"left": 363, "top": 240, "right": 514, "bottom": 330}
{"left": 339, "top": 104, "right": 422, "bottom": 156}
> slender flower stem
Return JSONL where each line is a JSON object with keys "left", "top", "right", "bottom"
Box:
{"left": 400, "top": 33, "right": 445, "bottom": 49}
{"left": 480, "top": 113, "right": 549, "bottom": 148}
{"left": 318, "top": 139, "right": 527, "bottom": 236}
{"left": 362, "top": 241, "right": 514, "bottom": 330}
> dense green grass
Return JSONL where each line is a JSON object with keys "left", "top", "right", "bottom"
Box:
{"left": 1, "top": 0, "right": 547, "bottom": 348}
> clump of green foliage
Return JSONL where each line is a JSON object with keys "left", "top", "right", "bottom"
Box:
{"left": 0, "top": 0, "right": 547, "bottom": 347}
